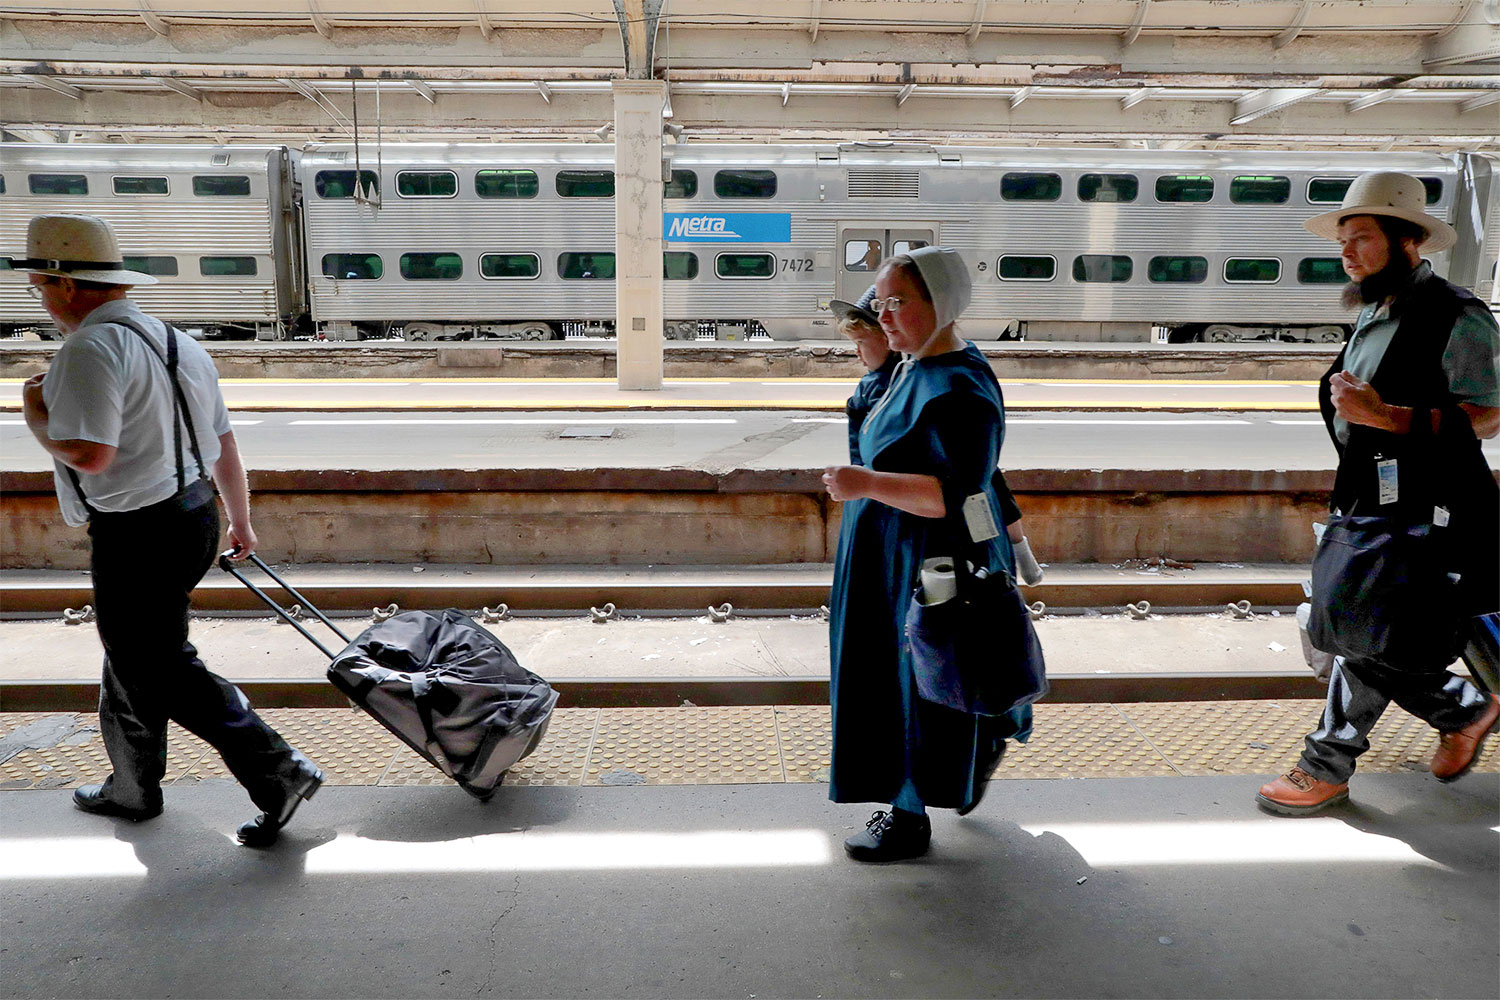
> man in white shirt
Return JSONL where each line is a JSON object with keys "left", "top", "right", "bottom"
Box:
{"left": 15, "top": 214, "right": 322, "bottom": 847}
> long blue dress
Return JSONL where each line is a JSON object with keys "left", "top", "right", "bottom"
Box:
{"left": 828, "top": 342, "right": 1033, "bottom": 810}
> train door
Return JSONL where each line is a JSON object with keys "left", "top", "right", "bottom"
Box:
{"left": 835, "top": 224, "right": 935, "bottom": 304}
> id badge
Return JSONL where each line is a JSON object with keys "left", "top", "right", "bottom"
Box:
{"left": 962, "top": 492, "right": 1002, "bottom": 543}
{"left": 1376, "top": 458, "right": 1399, "bottom": 506}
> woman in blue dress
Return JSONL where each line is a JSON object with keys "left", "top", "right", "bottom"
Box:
{"left": 822, "top": 246, "right": 1033, "bottom": 863}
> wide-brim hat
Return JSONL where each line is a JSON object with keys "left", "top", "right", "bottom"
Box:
{"left": 1304, "top": 171, "right": 1456, "bottom": 253}
{"left": 7, "top": 214, "right": 158, "bottom": 286}
{"left": 830, "top": 284, "right": 879, "bottom": 327}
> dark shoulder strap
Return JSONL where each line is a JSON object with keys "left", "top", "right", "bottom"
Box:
{"left": 113, "top": 317, "right": 209, "bottom": 489}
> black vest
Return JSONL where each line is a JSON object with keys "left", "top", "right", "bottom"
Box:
{"left": 1318, "top": 270, "right": 1499, "bottom": 614}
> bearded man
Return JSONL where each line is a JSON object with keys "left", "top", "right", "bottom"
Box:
{"left": 1257, "top": 172, "right": 1500, "bottom": 815}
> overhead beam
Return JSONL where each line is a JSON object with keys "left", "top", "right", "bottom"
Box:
{"left": 156, "top": 77, "right": 202, "bottom": 102}
{"left": 1121, "top": 86, "right": 1160, "bottom": 109}
{"left": 136, "top": 0, "right": 169, "bottom": 37}
{"left": 1122, "top": 0, "right": 1150, "bottom": 47}
{"left": 1230, "top": 87, "right": 1325, "bottom": 125}
{"left": 1010, "top": 85, "right": 1036, "bottom": 109}
{"left": 15, "top": 74, "right": 83, "bottom": 100}
{"left": 897, "top": 83, "right": 917, "bottom": 106}
{"left": 808, "top": 0, "right": 820, "bottom": 43}
{"left": 1346, "top": 89, "right": 1405, "bottom": 112}
{"left": 409, "top": 79, "right": 437, "bottom": 103}
{"left": 1459, "top": 91, "right": 1500, "bottom": 112}
{"left": 1272, "top": 0, "right": 1314, "bottom": 50}
{"left": 616, "top": 0, "right": 653, "bottom": 79}
{"left": 1424, "top": 16, "right": 1500, "bottom": 68}
{"left": 967, "top": 0, "right": 988, "bottom": 43}
{"left": 535, "top": 80, "right": 553, "bottom": 104}
{"left": 307, "top": 0, "right": 332, "bottom": 40}
{"left": 475, "top": 1, "right": 496, "bottom": 40}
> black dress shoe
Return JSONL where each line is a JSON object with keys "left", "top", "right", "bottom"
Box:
{"left": 843, "top": 808, "right": 931, "bottom": 863}
{"left": 72, "top": 784, "right": 162, "bottom": 822}
{"left": 237, "top": 767, "right": 324, "bottom": 848}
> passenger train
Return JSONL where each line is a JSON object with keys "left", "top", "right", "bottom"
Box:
{"left": 2, "top": 142, "right": 1495, "bottom": 343}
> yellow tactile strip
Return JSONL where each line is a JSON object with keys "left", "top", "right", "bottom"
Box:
{"left": 1, "top": 701, "right": 1496, "bottom": 791}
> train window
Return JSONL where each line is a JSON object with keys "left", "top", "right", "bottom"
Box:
{"left": 475, "top": 169, "right": 539, "bottom": 199}
{"left": 1155, "top": 175, "right": 1213, "bottom": 203}
{"left": 1072, "top": 255, "right": 1133, "bottom": 283}
{"left": 29, "top": 174, "right": 88, "bottom": 195}
{"left": 1077, "top": 173, "right": 1138, "bottom": 203}
{"left": 479, "top": 253, "right": 540, "bottom": 279}
{"left": 1307, "top": 177, "right": 1353, "bottom": 203}
{"left": 715, "top": 252, "right": 775, "bottom": 278}
{"left": 714, "top": 170, "right": 777, "bottom": 199}
{"left": 1147, "top": 256, "right": 1208, "bottom": 283}
{"left": 399, "top": 252, "right": 463, "bottom": 280}
{"left": 193, "top": 175, "right": 251, "bottom": 197}
{"left": 558, "top": 252, "right": 616, "bottom": 279}
{"left": 844, "top": 240, "right": 884, "bottom": 272}
{"left": 1419, "top": 177, "right": 1442, "bottom": 204}
{"left": 1230, "top": 175, "right": 1291, "bottom": 204}
{"left": 664, "top": 251, "right": 699, "bottom": 280}
{"left": 112, "top": 176, "right": 169, "bottom": 196}
{"left": 664, "top": 170, "right": 698, "bottom": 199}
{"left": 997, "top": 255, "right": 1056, "bottom": 281}
{"left": 199, "top": 256, "right": 257, "bottom": 276}
{"left": 0, "top": 176, "right": 6, "bottom": 195}
{"left": 1224, "top": 258, "right": 1282, "bottom": 283}
{"left": 122, "top": 256, "right": 179, "bottom": 277}
{"left": 1297, "top": 257, "right": 1349, "bottom": 284}
{"left": 396, "top": 171, "right": 458, "bottom": 198}
{"left": 556, "top": 170, "right": 615, "bottom": 198}
{"left": 892, "top": 239, "right": 928, "bottom": 255}
{"left": 322, "top": 253, "right": 383, "bottom": 280}
{"left": 314, "top": 171, "right": 379, "bottom": 199}
{"left": 1001, "top": 172, "right": 1062, "bottom": 201}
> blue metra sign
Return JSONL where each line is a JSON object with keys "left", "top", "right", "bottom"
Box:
{"left": 663, "top": 212, "right": 792, "bottom": 243}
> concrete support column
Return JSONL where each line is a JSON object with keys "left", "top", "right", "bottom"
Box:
{"left": 611, "top": 79, "right": 666, "bottom": 390}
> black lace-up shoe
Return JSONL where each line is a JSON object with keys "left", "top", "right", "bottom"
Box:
{"left": 237, "top": 766, "right": 324, "bottom": 848}
{"left": 72, "top": 784, "right": 162, "bottom": 822}
{"left": 843, "top": 808, "right": 932, "bottom": 863}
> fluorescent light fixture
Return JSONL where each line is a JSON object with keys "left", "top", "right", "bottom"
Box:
{"left": 1021, "top": 819, "right": 1440, "bottom": 868}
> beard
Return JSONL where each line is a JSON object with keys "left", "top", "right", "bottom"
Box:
{"left": 1341, "top": 252, "right": 1416, "bottom": 310}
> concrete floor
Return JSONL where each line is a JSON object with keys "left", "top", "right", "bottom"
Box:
{"left": 2, "top": 775, "right": 1495, "bottom": 999}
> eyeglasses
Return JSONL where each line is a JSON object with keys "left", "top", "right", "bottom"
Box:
{"left": 25, "top": 283, "right": 49, "bottom": 301}
{"left": 868, "top": 296, "right": 907, "bottom": 314}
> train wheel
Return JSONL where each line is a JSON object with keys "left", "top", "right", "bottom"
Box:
{"left": 519, "top": 324, "right": 554, "bottom": 341}
{"left": 1203, "top": 324, "right": 1238, "bottom": 343}
{"left": 403, "top": 323, "right": 441, "bottom": 342}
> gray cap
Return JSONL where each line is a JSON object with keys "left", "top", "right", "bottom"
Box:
{"left": 829, "top": 284, "right": 879, "bottom": 326}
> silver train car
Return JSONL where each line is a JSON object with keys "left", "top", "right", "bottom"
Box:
{"left": 0, "top": 143, "right": 305, "bottom": 339}
{"left": 4, "top": 142, "right": 1495, "bottom": 343}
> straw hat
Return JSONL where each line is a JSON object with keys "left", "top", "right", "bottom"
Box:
{"left": 829, "top": 284, "right": 879, "bottom": 327}
{"left": 7, "top": 215, "right": 158, "bottom": 286}
{"left": 1304, "top": 171, "right": 1456, "bottom": 253}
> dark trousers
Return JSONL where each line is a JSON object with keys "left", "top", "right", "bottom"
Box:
{"left": 88, "top": 492, "right": 310, "bottom": 813}
{"left": 1300, "top": 652, "right": 1490, "bottom": 784}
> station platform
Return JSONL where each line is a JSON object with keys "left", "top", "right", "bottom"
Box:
{"left": 2, "top": 706, "right": 1495, "bottom": 999}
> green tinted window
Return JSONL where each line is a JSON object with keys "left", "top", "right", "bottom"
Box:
{"left": 122, "top": 256, "right": 179, "bottom": 276}
{"left": 664, "top": 170, "right": 698, "bottom": 199}
{"left": 556, "top": 170, "right": 615, "bottom": 198}
{"left": 664, "top": 251, "right": 699, "bottom": 280}
{"left": 479, "top": 253, "right": 540, "bottom": 279}
{"left": 1230, "top": 175, "right": 1290, "bottom": 204}
{"left": 1001, "top": 172, "right": 1062, "bottom": 201}
{"left": 1155, "top": 175, "right": 1213, "bottom": 202}
{"left": 1298, "top": 258, "right": 1349, "bottom": 284}
{"left": 1224, "top": 258, "right": 1282, "bottom": 283}
{"left": 716, "top": 253, "right": 775, "bottom": 278}
{"left": 997, "top": 255, "right": 1056, "bottom": 281}
{"left": 1072, "top": 254, "right": 1133, "bottom": 282}
{"left": 1420, "top": 177, "right": 1442, "bottom": 204}
{"left": 558, "top": 252, "right": 616, "bottom": 279}
{"left": 0, "top": 176, "right": 6, "bottom": 195}
{"left": 714, "top": 170, "right": 777, "bottom": 199}
{"left": 314, "top": 170, "right": 379, "bottom": 199}
{"left": 1147, "top": 256, "right": 1208, "bottom": 283}
{"left": 1307, "top": 177, "right": 1353, "bottom": 204}
{"left": 399, "top": 252, "right": 462, "bottom": 280}
{"left": 29, "top": 174, "right": 87, "bottom": 195}
{"left": 475, "top": 169, "right": 539, "bottom": 199}
{"left": 199, "top": 256, "right": 257, "bottom": 276}
{"left": 1077, "top": 173, "right": 1138, "bottom": 203}
{"left": 113, "top": 176, "right": 168, "bottom": 195}
{"left": 322, "top": 253, "right": 383, "bottom": 280}
{"left": 192, "top": 175, "right": 251, "bottom": 197}
{"left": 396, "top": 171, "right": 457, "bottom": 198}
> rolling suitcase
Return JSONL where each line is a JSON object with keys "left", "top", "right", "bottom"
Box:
{"left": 220, "top": 551, "right": 558, "bottom": 800}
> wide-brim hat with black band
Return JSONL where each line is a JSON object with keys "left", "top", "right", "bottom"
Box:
{"left": 1304, "top": 171, "right": 1456, "bottom": 254}
{"left": 829, "top": 284, "right": 880, "bottom": 327}
{"left": 7, "top": 214, "right": 158, "bottom": 286}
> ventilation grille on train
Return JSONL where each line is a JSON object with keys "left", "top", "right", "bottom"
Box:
{"left": 847, "top": 169, "right": 920, "bottom": 199}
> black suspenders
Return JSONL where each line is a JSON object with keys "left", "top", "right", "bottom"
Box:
{"left": 65, "top": 319, "right": 209, "bottom": 518}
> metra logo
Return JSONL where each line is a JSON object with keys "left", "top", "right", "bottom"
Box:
{"left": 667, "top": 215, "right": 741, "bottom": 239}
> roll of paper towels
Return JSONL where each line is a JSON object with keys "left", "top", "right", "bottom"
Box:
{"left": 920, "top": 557, "right": 957, "bottom": 605}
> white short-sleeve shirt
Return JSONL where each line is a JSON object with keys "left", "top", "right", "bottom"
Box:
{"left": 43, "top": 299, "right": 232, "bottom": 526}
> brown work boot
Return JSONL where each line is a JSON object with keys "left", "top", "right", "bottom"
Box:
{"left": 1430, "top": 694, "right": 1500, "bottom": 783}
{"left": 1255, "top": 766, "right": 1349, "bottom": 816}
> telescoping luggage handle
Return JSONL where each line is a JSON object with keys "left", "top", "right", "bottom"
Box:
{"left": 218, "top": 549, "right": 352, "bottom": 660}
